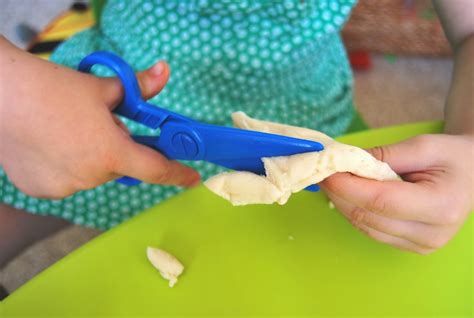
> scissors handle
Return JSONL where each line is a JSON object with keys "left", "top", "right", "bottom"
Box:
{"left": 78, "top": 51, "right": 178, "bottom": 129}
{"left": 78, "top": 51, "right": 168, "bottom": 185}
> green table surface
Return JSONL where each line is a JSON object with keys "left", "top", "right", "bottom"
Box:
{"left": 2, "top": 121, "right": 473, "bottom": 317}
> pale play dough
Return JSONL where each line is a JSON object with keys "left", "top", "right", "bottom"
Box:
{"left": 204, "top": 112, "right": 399, "bottom": 206}
{"left": 204, "top": 171, "right": 282, "bottom": 205}
{"left": 146, "top": 247, "right": 184, "bottom": 287}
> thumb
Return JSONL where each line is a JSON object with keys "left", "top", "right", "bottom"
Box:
{"left": 366, "top": 135, "right": 438, "bottom": 175}
{"left": 115, "top": 137, "right": 201, "bottom": 188}
{"left": 101, "top": 60, "right": 170, "bottom": 108}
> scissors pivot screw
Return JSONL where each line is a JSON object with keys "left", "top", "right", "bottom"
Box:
{"left": 172, "top": 133, "right": 199, "bottom": 158}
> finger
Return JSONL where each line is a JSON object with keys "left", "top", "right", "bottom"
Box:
{"left": 356, "top": 224, "right": 435, "bottom": 255}
{"left": 366, "top": 135, "right": 439, "bottom": 175}
{"left": 136, "top": 61, "right": 170, "bottom": 100}
{"left": 321, "top": 173, "right": 443, "bottom": 223}
{"left": 327, "top": 192, "right": 434, "bottom": 254}
{"left": 101, "top": 60, "right": 170, "bottom": 108}
{"left": 115, "top": 137, "right": 200, "bottom": 187}
{"left": 355, "top": 212, "right": 452, "bottom": 250}
{"left": 326, "top": 192, "right": 452, "bottom": 249}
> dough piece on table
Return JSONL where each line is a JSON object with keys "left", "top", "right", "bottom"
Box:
{"left": 147, "top": 247, "right": 184, "bottom": 287}
{"left": 205, "top": 112, "right": 399, "bottom": 206}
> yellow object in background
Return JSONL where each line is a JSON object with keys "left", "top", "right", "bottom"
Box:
{"left": 28, "top": 6, "right": 94, "bottom": 60}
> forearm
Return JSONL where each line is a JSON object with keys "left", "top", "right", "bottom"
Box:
{"left": 443, "top": 35, "right": 474, "bottom": 136}
{"left": 0, "top": 36, "right": 43, "bottom": 165}
{"left": 432, "top": 1, "right": 474, "bottom": 136}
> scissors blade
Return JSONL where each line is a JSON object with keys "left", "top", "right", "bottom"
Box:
{"left": 129, "top": 124, "right": 323, "bottom": 191}
{"left": 131, "top": 120, "right": 323, "bottom": 172}
{"left": 195, "top": 123, "right": 324, "bottom": 162}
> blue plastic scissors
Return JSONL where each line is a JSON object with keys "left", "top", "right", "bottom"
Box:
{"left": 78, "top": 51, "right": 324, "bottom": 190}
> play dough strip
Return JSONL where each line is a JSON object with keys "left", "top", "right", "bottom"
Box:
{"left": 205, "top": 112, "right": 399, "bottom": 206}
{"left": 147, "top": 247, "right": 184, "bottom": 287}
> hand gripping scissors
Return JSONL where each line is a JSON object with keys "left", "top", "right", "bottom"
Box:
{"left": 78, "top": 51, "right": 324, "bottom": 190}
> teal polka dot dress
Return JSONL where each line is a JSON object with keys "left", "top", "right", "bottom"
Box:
{"left": 0, "top": 0, "right": 357, "bottom": 230}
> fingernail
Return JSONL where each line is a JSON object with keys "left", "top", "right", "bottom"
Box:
{"left": 151, "top": 61, "right": 164, "bottom": 76}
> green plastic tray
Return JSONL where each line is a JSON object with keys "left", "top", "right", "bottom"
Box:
{"left": 2, "top": 121, "right": 472, "bottom": 317}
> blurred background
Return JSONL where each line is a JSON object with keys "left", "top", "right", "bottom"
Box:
{"left": 0, "top": 0, "right": 453, "bottom": 295}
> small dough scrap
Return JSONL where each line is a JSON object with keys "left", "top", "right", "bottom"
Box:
{"left": 328, "top": 201, "right": 335, "bottom": 209}
{"left": 146, "top": 246, "right": 184, "bottom": 287}
{"left": 205, "top": 112, "right": 399, "bottom": 206}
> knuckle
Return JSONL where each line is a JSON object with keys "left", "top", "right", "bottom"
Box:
{"left": 367, "top": 191, "right": 389, "bottom": 215}
{"left": 152, "top": 161, "right": 172, "bottom": 184}
{"left": 369, "top": 146, "right": 387, "bottom": 162}
{"left": 348, "top": 206, "right": 366, "bottom": 225}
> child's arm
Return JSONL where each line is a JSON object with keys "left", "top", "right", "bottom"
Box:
{"left": 0, "top": 37, "right": 200, "bottom": 199}
{"left": 433, "top": 0, "right": 474, "bottom": 135}
{"left": 320, "top": 1, "right": 473, "bottom": 254}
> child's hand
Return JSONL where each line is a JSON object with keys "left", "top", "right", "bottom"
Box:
{"left": 321, "top": 134, "right": 473, "bottom": 254}
{"left": 0, "top": 38, "right": 200, "bottom": 199}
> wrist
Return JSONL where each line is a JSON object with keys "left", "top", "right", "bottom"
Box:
{"left": 443, "top": 35, "right": 474, "bottom": 136}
